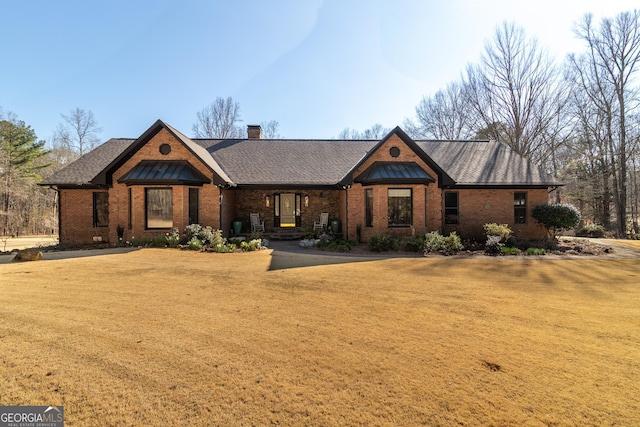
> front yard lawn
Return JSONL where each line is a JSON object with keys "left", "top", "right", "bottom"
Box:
{"left": 1, "top": 249, "right": 639, "bottom": 425}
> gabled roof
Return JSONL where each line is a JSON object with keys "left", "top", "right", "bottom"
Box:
{"left": 339, "top": 127, "right": 455, "bottom": 187}
{"left": 91, "top": 120, "right": 232, "bottom": 187}
{"left": 40, "top": 138, "right": 134, "bottom": 187}
{"left": 41, "top": 120, "right": 561, "bottom": 189}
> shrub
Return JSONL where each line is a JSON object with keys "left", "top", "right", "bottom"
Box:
{"left": 322, "top": 238, "right": 356, "bottom": 252}
{"left": 368, "top": 233, "right": 398, "bottom": 252}
{"left": 187, "top": 237, "right": 203, "bottom": 251}
{"left": 302, "top": 227, "right": 320, "bottom": 240}
{"left": 501, "top": 247, "right": 521, "bottom": 255}
{"left": 151, "top": 234, "right": 169, "bottom": 247}
{"left": 484, "top": 235, "right": 503, "bottom": 255}
{"left": 575, "top": 223, "right": 606, "bottom": 238}
{"left": 403, "top": 235, "right": 426, "bottom": 253}
{"left": 240, "top": 239, "right": 262, "bottom": 252}
{"left": 165, "top": 228, "right": 181, "bottom": 247}
{"left": 128, "top": 236, "right": 151, "bottom": 247}
{"left": 483, "top": 223, "right": 512, "bottom": 242}
{"left": 183, "top": 224, "right": 203, "bottom": 244}
{"left": 532, "top": 204, "right": 581, "bottom": 239}
{"left": 116, "top": 224, "right": 125, "bottom": 240}
{"left": 526, "top": 247, "right": 546, "bottom": 255}
{"left": 423, "top": 231, "right": 463, "bottom": 255}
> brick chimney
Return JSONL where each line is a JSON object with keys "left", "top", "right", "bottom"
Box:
{"left": 247, "top": 124, "right": 262, "bottom": 139}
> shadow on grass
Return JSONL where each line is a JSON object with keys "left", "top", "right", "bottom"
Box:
{"left": 268, "top": 241, "right": 393, "bottom": 270}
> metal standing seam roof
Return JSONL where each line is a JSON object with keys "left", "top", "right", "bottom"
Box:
{"left": 118, "top": 160, "right": 212, "bottom": 185}
{"left": 355, "top": 162, "right": 436, "bottom": 184}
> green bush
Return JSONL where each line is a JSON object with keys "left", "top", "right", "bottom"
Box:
{"left": 403, "top": 235, "right": 426, "bottom": 253}
{"left": 187, "top": 237, "right": 203, "bottom": 251}
{"left": 151, "top": 234, "right": 169, "bottom": 247}
{"left": 532, "top": 204, "right": 581, "bottom": 239}
{"left": 483, "top": 223, "right": 512, "bottom": 242}
{"left": 501, "top": 247, "right": 521, "bottom": 255}
{"left": 327, "top": 239, "right": 356, "bottom": 252}
{"left": 526, "top": 247, "right": 546, "bottom": 255}
{"left": 240, "top": 239, "right": 262, "bottom": 252}
{"left": 165, "top": 228, "right": 181, "bottom": 247}
{"left": 484, "top": 235, "right": 503, "bottom": 255}
{"left": 367, "top": 233, "right": 398, "bottom": 252}
{"left": 423, "top": 231, "right": 463, "bottom": 254}
{"left": 128, "top": 236, "right": 151, "bottom": 247}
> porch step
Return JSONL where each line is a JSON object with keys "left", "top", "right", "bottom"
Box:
{"left": 265, "top": 229, "right": 304, "bottom": 241}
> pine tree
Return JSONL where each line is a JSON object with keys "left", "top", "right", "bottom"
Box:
{"left": 0, "top": 119, "right": 49, "bottom": 235}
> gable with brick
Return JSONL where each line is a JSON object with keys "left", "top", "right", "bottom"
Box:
{"left": 41, "top": 120, "right": 561, "bottom": 244}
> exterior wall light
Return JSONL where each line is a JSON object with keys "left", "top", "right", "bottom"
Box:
{"left": 265, "top": 195, "right": 271, "bottom": 207}
{"left": 304, "top": 195, "right": 309, "bottom": 207}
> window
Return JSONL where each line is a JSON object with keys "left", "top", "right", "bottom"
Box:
{"left": 365, "top": 189, "right": 373, "bottom": 227}
{"left": 93, "top": 192, "right": 109, "bottom": 227}
{"left": 189, "top": 188, "right": 199, "bottom": 225}
{"left": 444, "top": 192, "right": 459, "bottom": 224}
{"left": 514, "top": 192, "right": 527, "bottom": 224}
{"left": 388, "top": 188, "right": 412, "bottom": 227}
{"left": 146, "top": 188, "right": 173, "bottom": 229}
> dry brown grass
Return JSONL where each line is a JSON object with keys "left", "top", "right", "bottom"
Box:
{"left": 1, "top": 248, "right": 639, "bottom": 426}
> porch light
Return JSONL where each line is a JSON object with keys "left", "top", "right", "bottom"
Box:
{"left": 265, "top": 195, "right": 271, "bottom": 207}
{"left": 304, "top": 195, "right": 309, "bottom": 207}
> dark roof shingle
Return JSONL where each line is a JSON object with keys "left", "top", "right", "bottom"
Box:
{"left": 41, "top": 122, "right": 560, "bottom": 188}
{"left": 41, "top": 138, "right": 134, "bottom": 186}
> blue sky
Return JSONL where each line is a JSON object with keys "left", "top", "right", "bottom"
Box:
{"left": 1, "top": 0, "right": 638, "bottom": 142}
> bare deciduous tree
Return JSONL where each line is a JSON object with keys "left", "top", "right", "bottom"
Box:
{"left": 54, "top": 108, "right": 102, "bottom": 158}
{"left": 465, "top": 22, "right": 568, "bottom": 162}
{"left": 337, "top": 124, "right": 390, "bottom": 139}
{"left": 260, "top": 120, "right": 281, "bottom": 138}
{"left": 408, "top": 81, "right": 478, "bottom": 140}
{"left": 570, "top": 10, "right": 640, "bottom": 236}
{"left": 193, "top": 97, "right": 244, "bottom": 138}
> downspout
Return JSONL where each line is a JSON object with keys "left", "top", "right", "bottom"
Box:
{"left": 49, "top": 186, "right": 61, "bottom": 242}
{"left": 219, "top": 186, "right": 224, "bottom": 232}
{"left": 344, "top": 186, "right": 349, "bottom": 238}
{"left": 424, "top": 185, "right": 427, "bottom": 233}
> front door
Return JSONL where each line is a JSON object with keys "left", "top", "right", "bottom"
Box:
{"left": 280, "top": 193, "right": 296, "bottom": 227}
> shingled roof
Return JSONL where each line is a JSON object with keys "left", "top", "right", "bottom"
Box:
{"left": 416, "top": 140, "right": 561, "bottom": 187}
{"left": 41, "top": 138, "right": 134, "bottom": 187}
{"left": 198, "top": 138, "right": 377, "bottom": 186}
{"left": 41, "top": 121, "right": 561, "bottom": 189}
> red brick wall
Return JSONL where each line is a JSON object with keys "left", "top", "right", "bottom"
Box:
{"left": 108, "top": 128, "right": 221, "bottom": 242}
{"left": 58, "top": 128, "right": 222, "bottom": 244}
{"left": 58, "top": 189, "right": 110, "bottom": 244}
{"left": 345, "top": 134, "right": 442, "bottom": 241}
{"left": 443, "top": 188, "right": 549, "bottom": 240}
{"left": 231, "top": 188, "right": 342, "bottom": 233}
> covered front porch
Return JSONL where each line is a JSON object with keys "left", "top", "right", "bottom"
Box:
{"left": 221, "top": 187, "right": 346, "bottom": 238}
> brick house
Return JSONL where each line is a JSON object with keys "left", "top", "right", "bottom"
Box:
{"left": 41, "top": 120, "right": 561, "bottom": 244}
